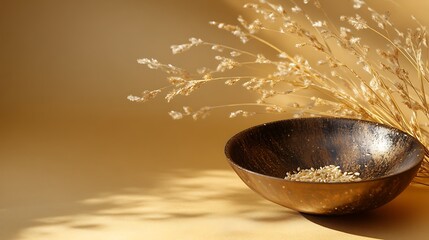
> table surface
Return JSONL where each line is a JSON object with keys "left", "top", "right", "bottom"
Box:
{"left": 2, "top": 117, "right": 429, "bottom": 240}
{"left": 1, "top": 1, "right": 429, "bottom": 239}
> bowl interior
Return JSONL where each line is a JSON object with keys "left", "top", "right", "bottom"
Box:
{"left": 226, "top": 118, "right": 424, "bottom": 180}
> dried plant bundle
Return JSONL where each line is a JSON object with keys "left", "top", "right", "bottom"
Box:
{"left": 130, "top": 0, "right": 429, "bottom": 183}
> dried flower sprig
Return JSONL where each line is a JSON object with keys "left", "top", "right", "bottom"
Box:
{"left": 130, "top": 0, "right": 429, "bottom": 183}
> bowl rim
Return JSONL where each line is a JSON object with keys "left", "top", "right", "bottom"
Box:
{"left": 224, "top": 117, "right": 426, "bottom": 184}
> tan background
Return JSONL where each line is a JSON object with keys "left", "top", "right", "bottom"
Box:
{"left": 1, "top": 0, "right": 429, "bottom": 239}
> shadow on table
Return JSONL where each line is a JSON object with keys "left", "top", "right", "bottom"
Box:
{"left": 5, "top": 166, "right": 429, "bottom": 240}
{"left": 302, "top": 184, "right": 429, "bottom": 240}
{"left": 9, "top": 169, "right": 300, "bottom": 239}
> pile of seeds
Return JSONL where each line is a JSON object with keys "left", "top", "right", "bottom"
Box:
{"left": 284, "top": 165, "right": 362, "bottom": 182}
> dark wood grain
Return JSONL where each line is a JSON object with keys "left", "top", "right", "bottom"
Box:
{"left": 225, "top": 118, "right": 425, "bottom": 215}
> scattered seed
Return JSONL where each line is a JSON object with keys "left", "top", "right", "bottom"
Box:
{"left": 284, "top": 165, "right": 362, "bottom": 182}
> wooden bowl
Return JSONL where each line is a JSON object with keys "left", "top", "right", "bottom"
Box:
{"left": 225, "top": 118, "right": 425, "bottom": 215}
